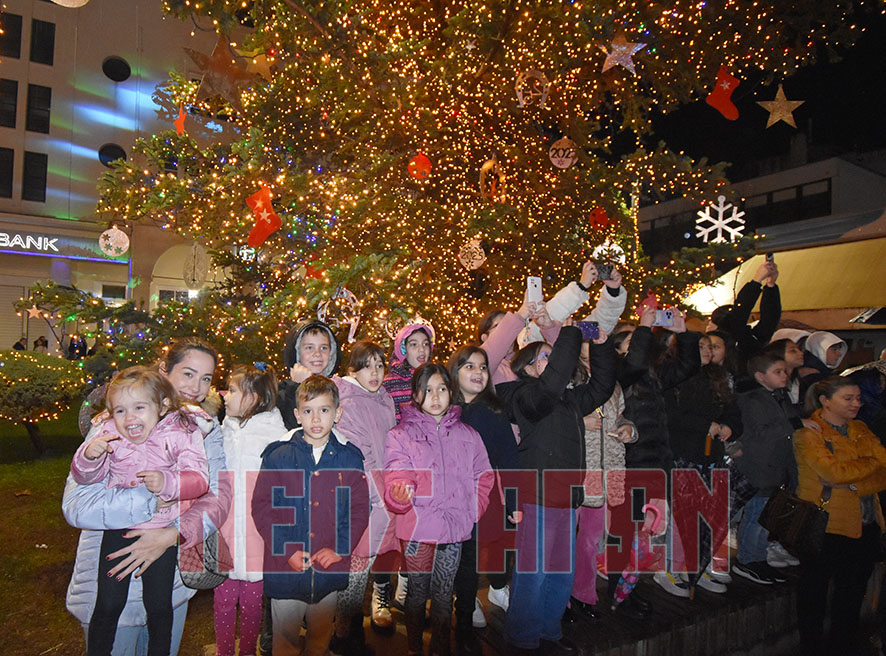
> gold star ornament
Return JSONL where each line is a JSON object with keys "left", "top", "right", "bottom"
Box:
{"left": 600, "top": 35, "right": 646, "bottom": 75}
{"left": 26, "top": 304, "right": 43, "bottom": 319}
{"left": 757, "top": 84, "right": 805, "bottom": 128}
{"left": 184, "top": 35, "right": 256, "bottom": 113}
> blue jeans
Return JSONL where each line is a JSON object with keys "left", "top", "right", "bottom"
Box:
{"left": 738, "top": 495, "right": 770, "bottom": 564}
{"left": 504, "top": 504, "right": 576, "bottom": 649}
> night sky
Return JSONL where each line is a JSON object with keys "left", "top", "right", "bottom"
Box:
{"left": 651, "top": 10, "right": 886, "bottom": 182}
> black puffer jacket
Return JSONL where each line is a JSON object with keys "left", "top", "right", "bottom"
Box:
{"left": 620, "top": 327, "right": 701, "bottom": 473}
{"left": 496, "top": 326, "right": 617, "bottom": 508}
{"left": 665, "top": 366, "right": 742, "bottom": 467}
{"left": 718, "top": 281, "right": 781, "bottom": 366}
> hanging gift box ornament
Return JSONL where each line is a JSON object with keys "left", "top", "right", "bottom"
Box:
{"left": 408, "top": 153, "right": 432, "bottom": 180}
{"left": 99, "top": 225, "right": 130, "bottom": 256}
{"left": 515, "top": 69, "right": 549, "bottom": 108}
{"left": 549, "top": 137, "right": 578, "bottom": 169}
{"left": 458, "top": 238, "right": 487, "bottom": 271}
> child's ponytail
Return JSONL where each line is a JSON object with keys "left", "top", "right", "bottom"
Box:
{"left": 229, "top": 363, "right": 278, "bottom": 423}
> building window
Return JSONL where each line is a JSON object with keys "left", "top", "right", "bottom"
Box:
{"left": 0, "top": 79, "right": 17, "bottom": 128}
{"left": 102, "top": 56, "right": 131, "bottom": 82}
{"left": 101, "top": 284, "right": 127, "bottom": 304}
{"left": 0, "top": 148, "right": 13, "bottom": 198}
{"left": 0, "top": 13, "right": 22, "bottom": 59}
{"left": 26, "top": 84, "right": 51, "bottom": 133}
{"left": 22, "top": 151, "right": 48, "bottom": 202}
{"left": 98, "top": 143, "right": 126, "bottom": 167}
{"left": 158, "top": 289, "right": 190, "bottom": 304}
{"left": 30, "top": 19, "right": 55, "bottom": 66}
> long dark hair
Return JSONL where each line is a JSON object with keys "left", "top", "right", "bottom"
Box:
{"left": 163, "top": 337, "right": 219, "bottom": 372}
{"left": 510, "top": 341, "right": 546, "bottom": 378}
{"left": 411, "top": 363, "right": 452, "bottom": 409}
{"left": 447, "top": 345, "right": 502, "bottom": 412}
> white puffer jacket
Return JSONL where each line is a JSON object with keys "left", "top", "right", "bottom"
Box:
{"left": 220, "top": 408, "right": 287, "bottom": 581}
{"left": 64, "top": 414, "right": 225, "bottom": 627}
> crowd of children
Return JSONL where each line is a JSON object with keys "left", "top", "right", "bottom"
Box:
{"left": 63, "top": 258, "right": 886, "bottom": 656}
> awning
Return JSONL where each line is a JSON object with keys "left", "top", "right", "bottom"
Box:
{"left": 684, "top": 236, "right": 886, "bottom": 329}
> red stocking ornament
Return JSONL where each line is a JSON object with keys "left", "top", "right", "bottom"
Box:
{"left": 706, "top": 65, "right": 740, "bottom": 120}
{"left": 246, "top": 186, "right": 282, "bottom": 247}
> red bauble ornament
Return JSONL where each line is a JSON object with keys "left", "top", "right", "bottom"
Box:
{"left": 266, "top": 47, "right": 277, "bottom": 58}
{"left": 589, "top": 206, "right": 610, "bottom": 230}
{"left": 408, "top": 153, "right": 432, "bottom": 180}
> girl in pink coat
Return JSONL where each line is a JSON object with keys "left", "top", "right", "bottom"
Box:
{"left": 384, "top": 363, "right": 493, "bottom": 656}
{"left": 70, "top": 366, "right": 209, "bottom": 656}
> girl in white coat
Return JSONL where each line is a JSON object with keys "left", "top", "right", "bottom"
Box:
{"left": 215, "top": 364, "right": 286, "bottom": 656}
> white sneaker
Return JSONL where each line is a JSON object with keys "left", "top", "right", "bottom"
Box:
{"left": 653, "top": 571, "right": 690, "bottom": 598}
{"left": 393, "top": 573, "right": 408, "bottom": 609}
{"left": 696, "top": 572, "right": 728, "bottom": 594}
{"left": 472, "top": 597, "right": 487, "bottom": 628}
{"left": 371, "top": 581, "right": 393, "bottom": 630}
{"left": 705, "top": 562, "right": 732, "bottom": 584}
{"left": 767, "top": 541, "right": 800, "bottom": 567}
{"left": 487, "top": 584, "right": 510, "bottom": 611}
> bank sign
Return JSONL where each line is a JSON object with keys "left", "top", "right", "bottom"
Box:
{"left": 0, "top": 228, "right": 129, "bottom": 263}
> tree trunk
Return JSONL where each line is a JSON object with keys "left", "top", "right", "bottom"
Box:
{"left": 23, "top": 422, "right": 45, "bottom": 455}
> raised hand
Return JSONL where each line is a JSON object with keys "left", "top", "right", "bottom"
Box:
{"left": 84, "top": 431, "right": 120, "bottom": 460}
{"left": 603, "top": 266, "right": 622, "bottom": 289}
{"left": 580, "top": 260, "right": 599, "bottom": 288}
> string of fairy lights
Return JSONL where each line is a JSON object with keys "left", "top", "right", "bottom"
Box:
{"left": 0, "top": 350, "right": 85, "bottom": 423}
{"left": 86, "top": 0, "right": 882, "bottom": 357}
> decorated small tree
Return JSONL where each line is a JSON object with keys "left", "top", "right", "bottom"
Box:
{"left": 0, "top": 351, "right": 85, "bottom": 455}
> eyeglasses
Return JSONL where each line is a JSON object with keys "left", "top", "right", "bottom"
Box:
{"left": 530, "top": 351, "right": 550, "bottom": 365}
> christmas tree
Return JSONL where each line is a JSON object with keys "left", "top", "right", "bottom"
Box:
{"left": 93, "top": 0, "right": 872, "bottom": 363}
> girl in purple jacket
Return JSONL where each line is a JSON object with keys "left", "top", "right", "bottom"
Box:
{"left": 70, "top": 366, "right": 209, "bottom": 656}
{"left": 384, "top": 364, "right": 493, "bottom": 656}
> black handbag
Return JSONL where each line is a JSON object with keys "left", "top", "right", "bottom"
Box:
{"left": 178, "top": 531, "right": 230, "bottom": 590}
{"left": 758, "top": 485, "right": 831, "bottom": 562}
{"left": 758, "top": 440, "right": 834, "bottom": 563}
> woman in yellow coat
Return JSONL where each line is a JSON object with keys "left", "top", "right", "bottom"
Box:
{"left": 793, "top": 376, "right": 886, "bottom": 655}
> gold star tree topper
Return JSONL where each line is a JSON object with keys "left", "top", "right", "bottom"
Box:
{"left": 757, "top": 84, "right": 805, "bottom": 128}
{"left": 600, "top": 34, "right": 646, "bottom": 75}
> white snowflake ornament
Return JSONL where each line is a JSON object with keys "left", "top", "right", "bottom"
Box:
{"left": 696, "top": 195, "right": 745, "bottom": 243}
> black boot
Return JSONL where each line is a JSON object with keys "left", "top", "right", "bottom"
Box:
{"left": 455, "top": 617, "right": 482, "bottom": 655}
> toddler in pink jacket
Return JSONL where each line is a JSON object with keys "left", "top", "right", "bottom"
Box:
{"left": 70, "top": 366, "right": 209, "bottom": 656}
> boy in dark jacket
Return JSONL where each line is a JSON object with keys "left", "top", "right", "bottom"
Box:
{"left": 253, "top": 376, "right": 368, "bottom": 656}
{"left": 733, "top": 353, "right": 808, "bottom": 585}
{"left": 277, "top": 321, "right": 342, "bottom": 430}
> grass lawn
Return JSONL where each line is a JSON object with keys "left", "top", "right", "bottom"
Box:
{"left": 0, "top": 409, "right": 216, "bottom": 656}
